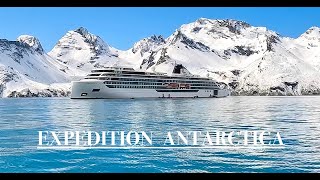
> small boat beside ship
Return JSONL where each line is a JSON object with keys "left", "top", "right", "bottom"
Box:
{"left": 70, "top": 64, "right": 230, "bottom": 99}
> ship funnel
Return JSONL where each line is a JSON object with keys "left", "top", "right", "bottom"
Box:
{"left": 172, "top": 64, "right": 192, "bottom": 76}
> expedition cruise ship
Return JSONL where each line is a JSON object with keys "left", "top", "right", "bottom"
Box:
{"left": 71, "top": 64, "right": 230, "bottom": 99}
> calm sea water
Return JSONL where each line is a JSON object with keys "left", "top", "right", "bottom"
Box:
{"left": 0, "top": 96, "right": 319, "bottom": 172}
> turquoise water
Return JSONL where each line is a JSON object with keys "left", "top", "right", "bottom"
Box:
{"left": 0, "top": 96, "right": 319, "bottom": 172}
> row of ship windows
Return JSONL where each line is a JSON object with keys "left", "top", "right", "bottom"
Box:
{"left": 85, "top": 77, "right": 211, "bottom": 82}
{"left": 106, "top": 85, "right": 215, "bottom": 89}
{"left": 107, "top": 85, "right": 162, "bottom": 89}
{"left": 104, "top": 82, "right": 216, "bottom": 87}
{"left": 104, "top": 81, "right": 161, "bottom": 85}
{"left": 121, "top": 75, "right": 207, "bottom": 80}
{"left": 101, "top": 80, "right": 214, "bottom": 84}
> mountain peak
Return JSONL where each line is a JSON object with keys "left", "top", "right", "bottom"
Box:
{"left": 150, "top": 35, "right": 165, "bottom": 43}
{"left": 298, "top": 26, "right": 320, "bottom": 42}
{"left": 195, "top": 18, "right": 251, "bottom": 28}
{"left": 72, "top": 27, "right": 99, "bottom": 44}
{"left": 307, "top": 26, "right": 320, "bottom": 31}
{"left": 212, "top": 19, "right": 251, "bottom": 32}
{"left": 49, "top": 26, "right": 117, "bottom": 67}
{"left": 69, "top": 27, "right": 113, "bottom": 56}
{"left": 132, "top": 35, "right": 166, "bottom": 55}
{"left": 304, "top": 26, "right": 320, "bottom": 36}
{"left": 195, "top": 17, "right": 211, "bottom": 24}
{"left": 17, "top": 35, "right": 44, "bottom": 54}
{"left": 179, "top": 18, "right": 252, "bottom": 37}
{"left": 74, "top": 27, "right": 90, "bottom": 36}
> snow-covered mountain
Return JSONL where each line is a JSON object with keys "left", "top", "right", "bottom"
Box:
{"left": 121, "top": 18, "right": 320, "bottom": 95}
{"left": 0, "top": 35, "right": 70, "bottom": 97}
{"left": 293, "top": 27, "right": 320, "bottom": 71}
{"left": 1, "top": 19, "right": 320, "bottom": 97}
{"left": 118, "top": 35, "right": 166, "bottom": 70}
{"left": 132, "top": 35, "right": 166, "bottom": 56}
{"left": 48, "top": 27, "right": 132, "bottom": 76}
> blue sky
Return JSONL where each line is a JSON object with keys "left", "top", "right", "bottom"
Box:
{"left": 0, "top": 7, "right": 319, "bottom": 52}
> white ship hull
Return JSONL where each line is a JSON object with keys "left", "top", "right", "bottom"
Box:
{"left": 71, "top": 80, "right": 230, "bottom": 99}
